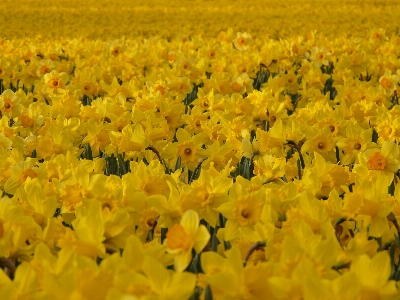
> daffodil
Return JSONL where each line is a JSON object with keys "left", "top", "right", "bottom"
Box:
{"left": 336, "top": 122, "right": 375, "bottom": 164}
{"left": 0, "top": 89, "right": 21, "bottom": 118}
{"left": 164, "top": 209, "right": 210, "bottom": 272}
{"left": 253, "top": 153, "right": 286, "bottom": 185}
{"left": 302, "top": 127, "right": 339, "bottom": 162}
{"left": 82, "top": 119, "right": 113, "bottom": 157}
{"left": 309, "top": 47, "right": 332, "bottom": 68}
{"left": 342, "top": 177, "right": 394, "bottom": 238}
{"left": 378, "top": 69, "right": 399, "bottom": 96}
{"left": 15, "top": 178, "right": 59, "bottom": 228}
{"left": 188, "top": 169, "right": 233, "bottom": 226}
{"left": 202, "top": 246, "right": 273, "bottom": 299}
{"left": 301, "top": 152, "right": 350, "bottom": 198}
{"left": 350, "top": 252, "right": 399, "bottom": 299}
{"left": 356, "top": 141, "right": 400, "bottom": 185}
{"left": 166, "top": 128, "right": 206, "bottom": 171}
{"left": 4, "top": 160, "right": 44, "bottom": 195}
{"left": 57, "top": 200, "right": 106, "bottom": 258}
{"left": 232, "top": 32, "right": 252, "bottom": 51}
{"left": 43, "top": 70, "right": 69, "bottom": 96}
{"left": 256, "top": 118, "right": 287, "bottom": 154}
{"left": 142, "top": 256, "right": 196, "bottom": 300}
{"left": 282, "top": 191, "right": 332, "bottom": 234}
{"left": 217, "top": 181, "right": 265, "bottom": 240}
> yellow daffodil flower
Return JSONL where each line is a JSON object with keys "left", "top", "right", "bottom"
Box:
{"left": 164, "top": 209, "right": 210, "bottom": 272}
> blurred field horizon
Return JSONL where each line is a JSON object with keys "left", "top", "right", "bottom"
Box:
{"left": 2, "top": 0, "right": 400, "bottom": 40}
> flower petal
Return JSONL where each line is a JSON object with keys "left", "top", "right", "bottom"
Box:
{"left": 181, "top": 210, "right": 199, "bottom": 236}
{"left": 174, "top": 249, "right": 193, "bottom": 272}
{"left": 193, "top": 225, "right": 210, "bottom": 253}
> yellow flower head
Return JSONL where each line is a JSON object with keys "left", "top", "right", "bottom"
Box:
{"left": 378, "top": 69, "right": 399, "bottom": 96}
{"left": 360, "top": 142, "right": 399, "bottom": 174}
{"left": 172, "top": 128, "right": 205, "bottom": 171}
{"left": 164, "top": 209, "right": 210, "bottom": 272}
{"left": 43, "top": 70, "right": 69, "bottom": 96}
{"left": 233, "top": 32, "right": 252, "bottom": 51}
{"left": 0, "top": 89, "right": 21, "bottom": 118}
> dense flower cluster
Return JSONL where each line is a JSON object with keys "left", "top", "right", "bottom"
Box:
{"left": 1, "top": 0, "right": 400, "bottom": 299}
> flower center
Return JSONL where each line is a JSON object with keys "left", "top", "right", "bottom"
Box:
{"left": 318, "top": 142, "right": 325, "bottom": 149}
{"left": 382, "top": 125, "right": 393, "bottom": 137}
{"left": 48, "top": 78, "right": 60, "bottom": 89}
{"left": 237, "top": 37, "right": 246, "bottom": 45}
{"left": 146, "top": 218, "right": 157, "bottom": 228}
{"left": 177, "top": 141, "right": 197, "bottom": 163}
{"left": 367, "top": 152, "right": 386, "bottom": 170}
{"left": 21, "top": 115, "right": 34, "bottom": 128}
{"left": 241, "top": 209, "right": 251, "bottom": 219}
{"left": 380, "top": 78, "right": 391, "bottom": 89}
{"left": 61, "top": 183, "right": 84, "bottom": 210}
{"left": 179, "top": 83, "right": 187, "bottom": 93}
{"left": 101, "top": 202, "right": 113, "bottom": 211}
{"left": 166, "top": 224, "right": 193, "bottom": 250}
{"left": 354, "top": 143, "right": 361, "bottom": 150}
{"left": 155, "top": 85, "right": 165, "bottom": 95}
{"left": 111, "top": 46, "right": 121, "bottom": 56}
{"left": 40, "top": 66, "right": 50, "bottom": 75}
{"left": 231, "top": 82, "right": 242, "bottom": 92}
{"left": 21, "top": 168, "right": 38, "bottom": 183}
{"left": 372, "top": 33, "right": 381, "bottom": 39}
{"left": 95, "top": 130, "right": 110, "bottom": 147}
{"left": 3, "top": 99, "right": 13, "bottom": 112}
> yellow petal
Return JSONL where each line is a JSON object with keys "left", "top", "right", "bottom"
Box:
{"left": 181, "top": 210, "right": 199, "bottom": 236}
{"left": 174, "top": 249, "right": 193, "bottom": 272}
{"left": 123, "top": 235, "right": 144, "bottom": 271}
{"left": 142, "top": 256, "right": 169, "bottom": 292}
{"left": 370, "top": 251, "right": 391, "bottom": 287}
{"left": 165, "top": 272, "right": 196, "bottom": 300}
{"left": 147, "top": 194, "right": 169, "bottom": 214}
{"left": 176, "top": 128, "right": 191, "bottom": 142}
{"left": 193, "top": 225, "right": 210, "bottom": 253}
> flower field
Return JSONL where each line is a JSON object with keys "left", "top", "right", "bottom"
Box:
{"left": 1, "top": 0, "right": 400, "bottom": 299}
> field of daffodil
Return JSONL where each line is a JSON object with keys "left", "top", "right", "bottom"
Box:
{"left": 1, "top": 0, "right": 400, "bottom": 299}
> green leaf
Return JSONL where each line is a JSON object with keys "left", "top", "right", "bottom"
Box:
{"left": 395, "top": 265, "right": 400, "bottom": 281}
{"left": 389, "top": 180, "right": 395, "bottom": 196}
{"left": 334, "top": 217, "right": 347, "bottom": 227}
{"left": 211, "top": 233, "right": 219, "bottom": 252}
{"left": 204, "top": 285, "right": 213, "bottom": 300}
{"left": 390, "top": 242, "right": 396, "bottom": 264}
{"left": 117, "top": 153, "right": 127, "bottom": 175}
{"left": 161, "top": 228, "right": 168, "bottom": 244}
{"left": 394, "top": 234, "right": 400, "bottom": 248}
{"left": 85, "top": 144, "right": 93, "bottom": 160}
{"left": 175, "top": 155, "right": 181, "bottom": 171}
